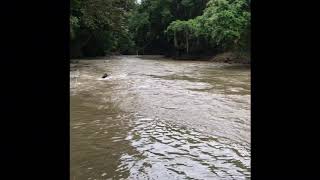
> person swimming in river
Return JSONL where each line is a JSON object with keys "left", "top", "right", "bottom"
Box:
{"left": 102, "top": 73, "right": 109, "bottom": 78}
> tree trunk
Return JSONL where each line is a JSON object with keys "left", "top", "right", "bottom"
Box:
{"left": 174, "top": 30, "right": 178, "bottom": 48}
{"left": 186, "top": 30, "right": 189, "bottom": 55}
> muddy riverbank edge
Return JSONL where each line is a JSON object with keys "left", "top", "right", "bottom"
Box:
{"left": 209, "top": 52, "right": 250, "bottom": 64}
{"left": 71, "top": 52, "right": 250, "bottom": 64}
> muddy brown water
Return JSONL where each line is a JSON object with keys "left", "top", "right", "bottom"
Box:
{"left": 70, "top": 56, "right": 250, "bottom": 180}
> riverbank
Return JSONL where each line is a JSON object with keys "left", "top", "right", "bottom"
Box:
{"left": 209, "top": 52, "right": 250, "bottom": 64}
{"left": 167, "top": 52, "right": 250, "bottom": 64}
{"left": 71, "top": 51, "right": 250, "bottom": 65}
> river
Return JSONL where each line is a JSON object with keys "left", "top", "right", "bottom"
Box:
{"left": 70, "top": 55, "right": 250, "bottom": 180}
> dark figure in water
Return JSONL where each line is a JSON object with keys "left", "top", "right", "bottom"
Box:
{"left": 102, "top": 73, "right": 108, "bottom": 78}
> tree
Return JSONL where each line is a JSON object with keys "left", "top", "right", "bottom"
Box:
{"left": 201, "top": 0, "right": 250, "bottom": 50}
{"left": 70, "top": 0, "right": 136, "bottom": 57}
{"left": 128, "top": 0, "right": 208, "bottom": 55}
{"left": 70, "top": 0, "right": 250, "bottom": 58}
{"left": 165, "top": 0, "right": 250, "bottom": 55}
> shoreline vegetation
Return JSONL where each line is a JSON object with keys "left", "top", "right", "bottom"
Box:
{"left": 70, "top": 0, "right": 251, "bottom": 63}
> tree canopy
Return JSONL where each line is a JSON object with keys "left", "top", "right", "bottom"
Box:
{"left": 70, "top": 0, "right": 250, "bottom": 58}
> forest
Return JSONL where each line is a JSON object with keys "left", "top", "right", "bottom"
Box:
{"left": 70, "top": 0, "right": 250, "bottom": 60}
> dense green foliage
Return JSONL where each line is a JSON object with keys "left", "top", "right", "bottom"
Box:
{"left": 166, "top": 0, "right": 250, "bottom": 55}
{"left": 128, "top": 0, "right": 208, "bottom": 55}
{"left": 70, "top": 0, "right": 250, "bottom": 58}
{"left": 70, "top": 0, "right": 135, "bottom": 57}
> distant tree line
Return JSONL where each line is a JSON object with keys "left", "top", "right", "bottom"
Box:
{"left": 70, "top": 0, "right": 250, "bottom": 58}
